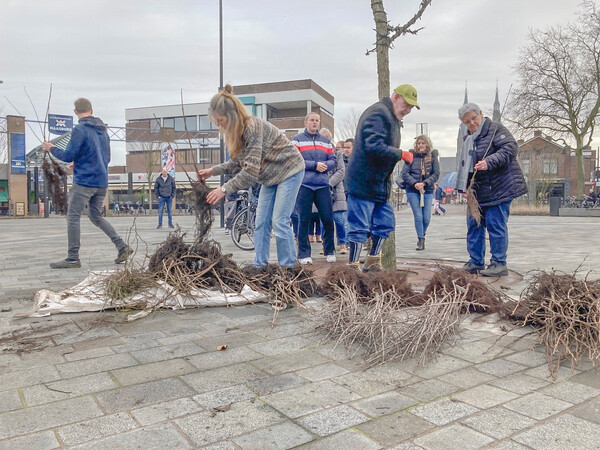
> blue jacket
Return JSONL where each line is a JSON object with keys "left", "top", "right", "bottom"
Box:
{"left": 292, "top": 129, "right": 336, "bottom": 190}
{"left": 50, "top": 116, "right": 110, "bottom": 188}
{"left": 469, "top": 118, "right": 527, "bottom": 207}
{"left": 154, "top": 174, "right": 176, "bottom": 198}
{"left": 346, "top": 97, "right": 404, "bottom": 203}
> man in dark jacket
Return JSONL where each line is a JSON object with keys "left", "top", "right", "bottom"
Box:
{"left": 292, "top": 113, "right": 337, "bottom": 265}
{"left": 41, "top": 98, "right": 131, "bottom": 268}
{"left": 154, "top": 166, "right": 176, "bottom": 229}
{"left": 345, "top": 84, "right": 417, "bottom": 271}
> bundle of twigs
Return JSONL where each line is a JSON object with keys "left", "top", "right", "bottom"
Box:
{"left": 317, "top": 276, "right": 488, "bottom": 367}
{"left": 42, "top": 157, "right": 68, "bottom": 214}
{"left": 422, "top": 265, "right": 514, "bottom": 315}
{"left": 513, "top": 269, "right": 600, "bottom": 378}
{"left": 321, "top": 265, "right": 418, "bottom": 304}
{"left": 191, "top": 179, "right": 213, "bottom": 239}
{"left": 103, "top": 267, "right": 159, "bottom": 304}
{"left": 242, "top": 265, "right": 318, "bottom": 322}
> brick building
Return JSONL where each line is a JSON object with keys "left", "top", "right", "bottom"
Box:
{"left": 517, "top": 130, "right": 598, "bottom": 200}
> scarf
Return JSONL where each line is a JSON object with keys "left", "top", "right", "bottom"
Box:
{"left": 455, "top": 120, "right": 484, "bottom": 192}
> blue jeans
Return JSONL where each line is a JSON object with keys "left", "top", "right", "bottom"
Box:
{"left": 406, "top": 191, "right": 433, "bottom": 239}
{"left": 254, "top": 169, "right": 304, "bottom": 267}
{"left": 347, "top": 194, "right": 395, "bottom": 243}
{"left": 333, "top": 210, "right": 347, "bottom": 246}
{"left": 157, "top": 196, "right": 173, "bottom": 227}
{"left": 466, "top": 200, "right": 511, "bottom": 266}
{"left": 67, "top": 184, "right": 126, "bottom": 260}
{"left": 296, "top": 186, "right": 335, "bottom": 258}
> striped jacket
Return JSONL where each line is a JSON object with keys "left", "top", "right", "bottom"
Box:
{"left": 291, "top": 129, "right": 336, "bottom": 190}
{"left": 212, "top": 116, "right": 305, "bottom": 194}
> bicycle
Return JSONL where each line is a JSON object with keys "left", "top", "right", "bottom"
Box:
{"left": 231, "top": 188, "right": 257, "bottom": 251}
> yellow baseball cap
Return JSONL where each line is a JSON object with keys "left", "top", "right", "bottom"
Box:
{"left": 394, "top": 84, "right": 420, "bottom": 109}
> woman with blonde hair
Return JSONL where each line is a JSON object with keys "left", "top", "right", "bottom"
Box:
{"left": 400, "top": 134, "right": 439, "bottom": 251}
{"left": 197, "top": 85, "right": 305, "bottom": 267}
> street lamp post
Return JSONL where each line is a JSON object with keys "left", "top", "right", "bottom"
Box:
{"left": 218, "top": 0, "right": 225, "bottom": 227}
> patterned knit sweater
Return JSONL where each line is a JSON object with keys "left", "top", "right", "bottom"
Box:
{"left": 212, "top": 116, "right": 305, "bottom": 194}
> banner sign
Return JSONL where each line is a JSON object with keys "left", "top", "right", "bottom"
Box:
{"left": 48, "top": 114, "right": 73, "bottom": 135}
{"left": 161, "top": 143, "right": 176, "bottom": 177}
{"left": 0, "top": 180, "right": 8, "bottom": 202}
{"left": 10, "top": 133, "right": 26, "bottom": 174}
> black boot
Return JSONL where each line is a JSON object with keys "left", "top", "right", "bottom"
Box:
{"left": 416, "top": 238, "right": 425, "bottom": 251}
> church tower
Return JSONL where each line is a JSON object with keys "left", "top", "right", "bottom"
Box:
{"left": 493, "top": 81, "right": 501, "bottom": 123}
{"left": 456, "top": 82, "right": 469, "bottom": 160}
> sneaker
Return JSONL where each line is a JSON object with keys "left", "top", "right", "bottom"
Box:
{"left": 347, "top": 261, "right": 361, "bottom": 270}
{"left": 224, "top": 229, "right": 230, "bottom": 235}
{"left": 326, "top": 255, "right": 336, "bottom": 263}
{"left": 339, "top": 245, "right": 348, "bottom": 254}
{"left": 480, "top": 262, "right": 509, "bottom": 277}
{"left": 299, "top": 257, "right": 313, "bottom": 265}
{"left": 157, "top": 225, "right": 162, "bottom": 229}
{"left": 168, "top": 224, "right": 175, "bottom": 228}
{"left": 461, "top": 261, "right": 484, "bottom": 274}
{"left": 115, "top": 246, "right": 133, "bottom": 264}
{"left": 316, "top": 236, "right": 322, "bottom": 243}
{"left": 50, "top": 259, "right": 81, "bottom": 269}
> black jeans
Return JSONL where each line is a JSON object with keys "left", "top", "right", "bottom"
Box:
{"left": 296, "top": 186, "right": 335, "bottom": 258}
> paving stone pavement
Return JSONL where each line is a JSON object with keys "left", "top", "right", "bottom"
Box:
{"left": 1, "top": 206, "right": 599, "bottom": 449}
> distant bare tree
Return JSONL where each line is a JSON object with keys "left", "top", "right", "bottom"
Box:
{"left": 140, "top": 140, "right": 162, "bottom": 212}
{"left": 509, "top": 0, "right": 600, "bottom": 199}
{"left": 335, "top": 109, "right": 361, "bottom": 141}
{"left": 367, "top": 0, "right": 433, "bottom": 269}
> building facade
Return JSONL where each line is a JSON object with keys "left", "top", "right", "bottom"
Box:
{"left": 517, "top": 130, "right": 598, "bottom": 200}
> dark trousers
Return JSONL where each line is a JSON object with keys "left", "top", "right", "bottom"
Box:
{"left": 297, "top": 186, "right": 335, "bottom": 258}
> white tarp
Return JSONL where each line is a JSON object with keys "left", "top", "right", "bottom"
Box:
{"left": 15, "top": 271, "right": 268, "bottom": 321}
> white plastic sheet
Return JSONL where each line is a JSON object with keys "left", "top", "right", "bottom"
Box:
{"left": 16, "top": 271, "right": 268, "bottom": 321}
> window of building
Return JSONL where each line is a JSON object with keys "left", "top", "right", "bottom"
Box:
{"left": 150, "top": 118, "right": 160, "bottom": 134}
{"left": 174, "top": 117, "right": 185, "bottom": 131}
{"left": 245, "top": 104, "right": 253, "bottom": 115}
{"left": 255, "top": 104, "right": 263, "bottom": 119}
{"left": 543, "top": 159, "right": 558, "bottom": 175}
{"left": 163, "top": 117, "right": 175, "bottom": 129}
{"left": 199, "top": 115, "right": 215, "bottom": 130}
{"left": 521, "top": 159, "right": 530, "bottom": 175}
{"left": 267, "top": 105, "right": 278, "bottom": 120}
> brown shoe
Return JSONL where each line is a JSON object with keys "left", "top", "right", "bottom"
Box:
{"left": 316, "top": 235, "right": 322, "bottom": 243}
{"left": 339, "top": 245, "right": 348, "bottom": 254}
{"left": 362, "top": 254, "right": 383, "bottom": 273}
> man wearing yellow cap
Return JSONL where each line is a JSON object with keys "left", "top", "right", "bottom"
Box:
{"left": 345, "top": 84, "right": 419, "bottom": 271}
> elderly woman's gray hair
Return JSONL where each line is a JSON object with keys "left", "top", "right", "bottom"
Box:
{"left": 319, "top": 128, "right": 333, "bottom": 140}
{"left": 458, "top": 102, "right": 482, "bottom": 120}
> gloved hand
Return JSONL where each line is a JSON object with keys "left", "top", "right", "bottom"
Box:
{"left": 401, "top": 150, "right": 414, "bottom": 164}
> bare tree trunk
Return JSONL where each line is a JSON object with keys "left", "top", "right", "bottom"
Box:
{"left": 371, "top": 0, "right": 391, "bottom": 101}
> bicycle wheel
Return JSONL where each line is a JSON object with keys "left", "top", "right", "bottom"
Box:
{"left": 231, "top": 208, "right": 255, "bottom": 251}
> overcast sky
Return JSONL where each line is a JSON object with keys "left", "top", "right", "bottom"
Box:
{"left": 0, "top": 0, "right": 584, "bottom": 165}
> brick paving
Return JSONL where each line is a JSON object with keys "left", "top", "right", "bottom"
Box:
{"left": 0, "top": 205, "right": 599, "bottom": 449}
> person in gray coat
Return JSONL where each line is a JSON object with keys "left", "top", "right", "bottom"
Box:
{"left": 321, "top": 129, "right": 348, "bottom": 254}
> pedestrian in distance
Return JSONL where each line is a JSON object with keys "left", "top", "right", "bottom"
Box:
{"left": 400, "top": 134, "right": 440, "bottom": 251}
{"left": 154, "top": 166, "right": 176, "bottom": 229}
{"left": 433, "top": 183, "right": 447, "bottom": 216}
{"left": 292, "top": 113, "right": 337, "bottom": 265}
{"left": 41, "top": 98, "right": 132, "bottom": 269}
{"left": 197, "top": 85, "right": 305, "bottom": 268}
{"left": 456, "top": 102, "right": 527, "bottom": 276}
{"left": 345, "top": 84, "right": 417, "bottom": 271}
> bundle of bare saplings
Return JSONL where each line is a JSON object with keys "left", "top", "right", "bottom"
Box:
{"left": 512, "top": 269, "right": 600, "bottom": 379}
{"left": 42, "top": 157, "right": 68, "bottom": 214}
{"left": 103, "top": 179, "right": 316, "bottom": 316}
{"left": 316, "top": 265, "right": 517, "bottom": 367}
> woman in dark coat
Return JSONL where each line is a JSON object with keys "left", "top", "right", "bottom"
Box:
{"left": 401, "top": 134, "right": 439, "bottom": 250}
{"left": 456, "top": 102, "right": 527, "bottom": 276}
